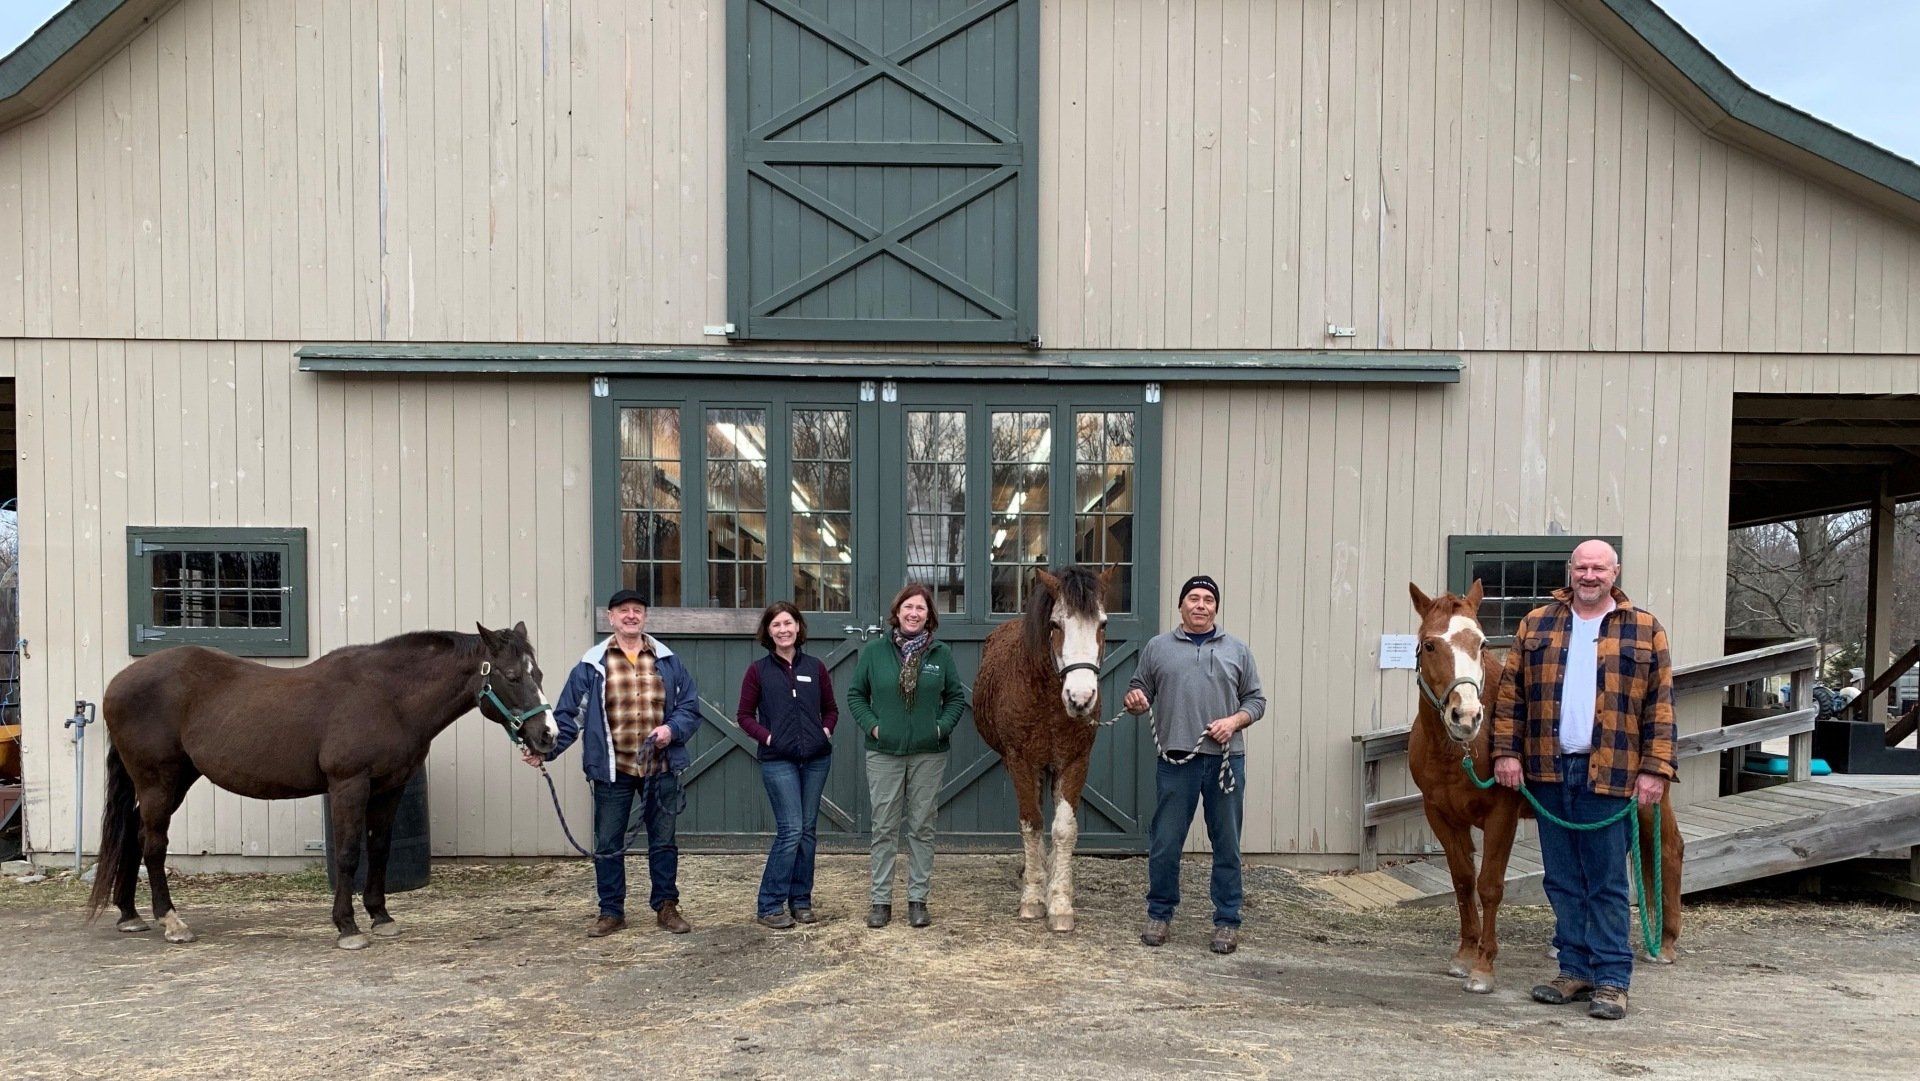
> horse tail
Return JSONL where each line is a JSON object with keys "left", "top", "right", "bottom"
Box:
{"left": 85, "top": 743, "right": 140, "bottom": 922}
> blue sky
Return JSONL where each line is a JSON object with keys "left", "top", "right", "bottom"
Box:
{"left": 0, "top": 0, "right": 1914, "bottom": 162}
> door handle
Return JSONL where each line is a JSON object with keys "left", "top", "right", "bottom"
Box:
{"left": 842, "top": 624, "right": 885, "bottom": 641}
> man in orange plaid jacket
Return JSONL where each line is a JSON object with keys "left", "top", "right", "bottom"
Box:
{"left": 1492, "top": 539, "right": 1676, "bottom": 1021}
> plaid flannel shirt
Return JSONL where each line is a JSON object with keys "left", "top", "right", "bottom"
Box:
{"left": 604, "top": 643, "right": 667, "bottom": 777}
{"left": 1491, "top": 586, "right": 1677, "bottom": 798}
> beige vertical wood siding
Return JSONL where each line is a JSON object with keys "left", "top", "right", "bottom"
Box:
{"left": 1156, "top": 353, "right": 1920, "bottom": 858}
{"left": 13, "top": 341, "right": 598, "bottom": 859}
{"left": 1038, "top": 0, "right": 1920, "bottom": 353}
{"left": 0, "top": 1, "right": 1916, "bottom": 351}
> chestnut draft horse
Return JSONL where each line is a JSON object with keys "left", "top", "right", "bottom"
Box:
{"left": 973, "top": 565, "right": 1116, "bottom": 932}
{"left": 1406, "top": 583, "right": 1683, "bottom": 993}
{"left": 86, "top": 624, "right": 557, "bottom": 951}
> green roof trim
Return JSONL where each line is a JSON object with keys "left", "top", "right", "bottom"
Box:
{"left": 1593, "top": 0, "right": 1920, "bottom": 208}
{"left": 295, "top": 344, "right": 1463, "bottom": 384}
{"left": 0, "top": 0, "right": 172, "bottom": 128}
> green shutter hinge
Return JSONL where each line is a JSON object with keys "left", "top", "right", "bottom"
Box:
{"left": 131, "top": 538, "right": 166, "bottom": 556}
{"left": 134, "top": 624, "right": 168, "bottom": 643}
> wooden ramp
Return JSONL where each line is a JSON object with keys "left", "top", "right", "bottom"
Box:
{"left": 1312, "top": 776, "right": 1920, "bottom": 912}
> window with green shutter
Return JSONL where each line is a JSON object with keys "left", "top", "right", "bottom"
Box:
{"left": 727, "top": 0, "right": 1039, "bottom": 343}
{"left": 127, "top": 527, "right": 308, "bottom": 657}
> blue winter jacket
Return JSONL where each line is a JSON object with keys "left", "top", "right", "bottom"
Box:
{"left": 545, "top": 635, "right": 703, "bottom": 781}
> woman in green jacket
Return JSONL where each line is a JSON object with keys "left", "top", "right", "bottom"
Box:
{"left": 849, "top": 582, "right": 968, "bottom": 929}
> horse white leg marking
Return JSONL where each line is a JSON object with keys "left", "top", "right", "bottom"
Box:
{"left": 1045, "top": 797, "right": 1078, "bottom": 933}
{"left": 160, "top": 910, "right": 195, "bottom": 944}
{"left": 1018, "top": 820, "right": 1046, "bottom": 919}
{"left": 116, "top": 916, "right": 150, "bottom": 933}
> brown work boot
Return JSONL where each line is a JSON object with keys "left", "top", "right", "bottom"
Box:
{"left": 1530, "top": 975, "right": 1595, "bottom": 1004}
{"left": 656, "top": 901, "right": 691, "bottom": 934}
{"left": 1588, "top": 986, "right": 1629, "bottom": 1020}
{"left": 1209, "top": 924, "right": 1239, "bottom": 955}
{"left": 1140, "top": 918, "right": 1170, "bottom": 947}
{"left": 587, "top": 914, "right": 626, "bottom": 938}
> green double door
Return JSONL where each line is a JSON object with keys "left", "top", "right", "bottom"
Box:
{"left": 592, "top": 378, "right": 1161, "bottom": 851}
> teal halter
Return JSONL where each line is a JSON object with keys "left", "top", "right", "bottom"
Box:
{"left": 475, "top": 660, "right": 553, "bottom": 746}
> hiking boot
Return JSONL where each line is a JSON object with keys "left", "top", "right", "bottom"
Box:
{"left": 1140, "top": 918, "right": 1170, "bottom": 947}
{"left": 756, "top": 911, "right": 795, "bottom": 929}
{"left": 866, "top": 904, "right": 892, "bottom": 928}
{"left": 1588, "top": 986, "right": 1629, "bottom": 1020}
{"left": 1209, "top": 924, "right": 1239, "bottom": 955}
{"left": 655, "top": 901, "right": 691, "bottom": 934}
{"left": 908, "top": 901, "right": 931, "bottom": 928}
{"left": 587, "top": 915, "right": 626, "bottom": 938}
{"left": 1530, "top": 975, "right": 1595, "bottom": 1004}
{"left": 790, "top": 907, "right": 817, "bottom": 925}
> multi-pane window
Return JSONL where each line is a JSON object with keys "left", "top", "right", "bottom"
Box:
{"left": 1448, "top": 535, "right": 1624, "bottom": 642}
{"left": 127, "top": 527, "right": 308, "bottom": 656}
{"left": 990, "top": 411, "right": 1051, "bottom": 614}
{"left": 791, "top": 409, "right": 853, "bottom": 613}
{"left": 906, "top": 411, "right": 968, "bottom": 613}
{"left": 618, "top": 407, "right": 684, "bottom": 605}
{"left": 706, "top": 408, "right": 770, "bottom": 608}
{"left": 1074, "top": 411, "right": 1136, "bottom": 612}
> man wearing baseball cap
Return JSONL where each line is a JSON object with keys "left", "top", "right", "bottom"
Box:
{"left": 523, "top": 587, "right": 703, "bottom": 937}
{"left": 1124, "top": 573, "right": 1267, "bottom": 955}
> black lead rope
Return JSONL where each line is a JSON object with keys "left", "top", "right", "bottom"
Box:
{"left": 535, "top": 741, "right": 672, "bottom": 859}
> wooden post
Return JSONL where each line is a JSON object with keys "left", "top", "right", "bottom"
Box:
{"left": 1788, "top": 665, "right": 1814, "bottom": 782}
{"left": 1360, "top": 758, "right": 1380, "bottom": 871}
{"left": 1862, "top": 472, "right": 1896, "bottom": 720}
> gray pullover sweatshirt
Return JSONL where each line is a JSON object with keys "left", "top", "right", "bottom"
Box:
{"left": 1128, "top": 627, "right": 1268, "bottom": 756}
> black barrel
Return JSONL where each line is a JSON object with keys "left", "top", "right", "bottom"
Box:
{"left": 323, "top": 766, "right": 431, "bottom": 893}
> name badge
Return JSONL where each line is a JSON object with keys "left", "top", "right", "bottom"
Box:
{"left": 923, "top": 664, "right": 941, "bottom": 673}
{"left": 796, "top": 675, "right": 814, "bottom": 683}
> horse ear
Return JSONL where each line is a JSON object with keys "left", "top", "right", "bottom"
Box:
{"left": 475, "top": 622, "right": 501, "bottom": 651}
{"left": 511, "top": 620, "right": 529, "bottom": 641}
{"left": 1035, "top": 568, "right": 1062, "bottom": 594}
{"left": 1408, "top": 582, "right": 1433, "bottom": 614}
{"left": 1465, "top": 579, "right": 1485, "bottom": 609}
{"left": 1097, "top": 564, "right": 1119, "bottom": 586}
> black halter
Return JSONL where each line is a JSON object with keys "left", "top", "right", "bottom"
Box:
{"left": 1057, "top": 661, "right": 1103, "bottom": 679}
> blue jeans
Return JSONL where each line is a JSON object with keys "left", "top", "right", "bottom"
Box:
{"left": 757, "top": 754, "right": 832, "bottom": 917}
{"left": 590, "top": 771, "right": 683, "bottom": 920}
{"left": 1534, "top": 753, "right": 1634, "bottom": 989}
{"left": 1146, "top": 753, "right": 1246, "bottom": 927}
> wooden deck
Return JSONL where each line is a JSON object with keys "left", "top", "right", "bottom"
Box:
{"left": 1311, "top": 776, "right": 1920, "bottom": 911}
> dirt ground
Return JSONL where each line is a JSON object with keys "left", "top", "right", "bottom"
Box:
{"left": 2, "top": 854, "right": 1916, "bottom": 1080}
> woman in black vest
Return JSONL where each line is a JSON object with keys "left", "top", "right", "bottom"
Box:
{"left": 735, "top": 601, "right": 838, "bottom": 928}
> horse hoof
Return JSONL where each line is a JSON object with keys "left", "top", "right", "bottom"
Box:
{"left": 370, "top": 921, "right": 402, "bottom": 938}
{"left": 116, "top": 918, "right": 151, "bottom": 933}
{"left": 1019, "top": 902, "right": 1046, "bottom": 920}
{"left": 1446, "top": 960, "right": 1471, "bottom": 979}
{"left": 1648, "top": 946, "right": 1677, "bottom": 965}
{"left": 1047, "top": 913, "right": 1075, "bottom": 933}
{"left": 337, "top": 934, "right": 371, "bottom": 951}
{"left": 1463, "top": 974, "right": 1495, "bottom": 994}
{"left": 161, "top": 913, "right": 196, "bottom": 943}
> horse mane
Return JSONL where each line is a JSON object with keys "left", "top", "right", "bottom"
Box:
{"left": 326, "top": 628, "right": 517, "bottom": 668}
{"left": 1022, "top": 565, "right": 1105, "bottom": 658}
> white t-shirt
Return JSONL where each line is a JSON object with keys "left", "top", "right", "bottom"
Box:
{"left": 1558, "top": 604, "right": 1613, "bottom": 754}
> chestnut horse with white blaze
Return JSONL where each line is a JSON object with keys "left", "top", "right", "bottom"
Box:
{"left": 973, "top": 565, "right": 1115, "bottom": 932}
{"left": 1406, "top": 582, "right": 1683, "bottom": 993}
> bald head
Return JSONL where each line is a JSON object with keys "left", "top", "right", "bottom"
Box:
{"left": 1570, "top": 538, "right": 1619, "bottom": 569}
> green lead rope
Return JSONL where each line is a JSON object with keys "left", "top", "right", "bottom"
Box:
{"left": 1462, "top": 755, "right": 1664, "bottom": 961}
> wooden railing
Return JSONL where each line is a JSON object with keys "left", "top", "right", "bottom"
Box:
{"left": 1351, "top": 638, "right": 1821, "bottom": 870}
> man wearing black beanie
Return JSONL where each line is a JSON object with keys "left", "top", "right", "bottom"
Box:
{"left": 1124, "top": 572, "right": 1266, "bottom": 955}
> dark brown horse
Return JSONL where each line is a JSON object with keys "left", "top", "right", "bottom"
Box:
{"left": 86, "top": 623, "right": 556, "bottom": 950}
{"left": 1407, "top": 583, "right": 1682, "bottom": 993}
{"left": 973, "top": 565, "right": 1115, "bottom": 932}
